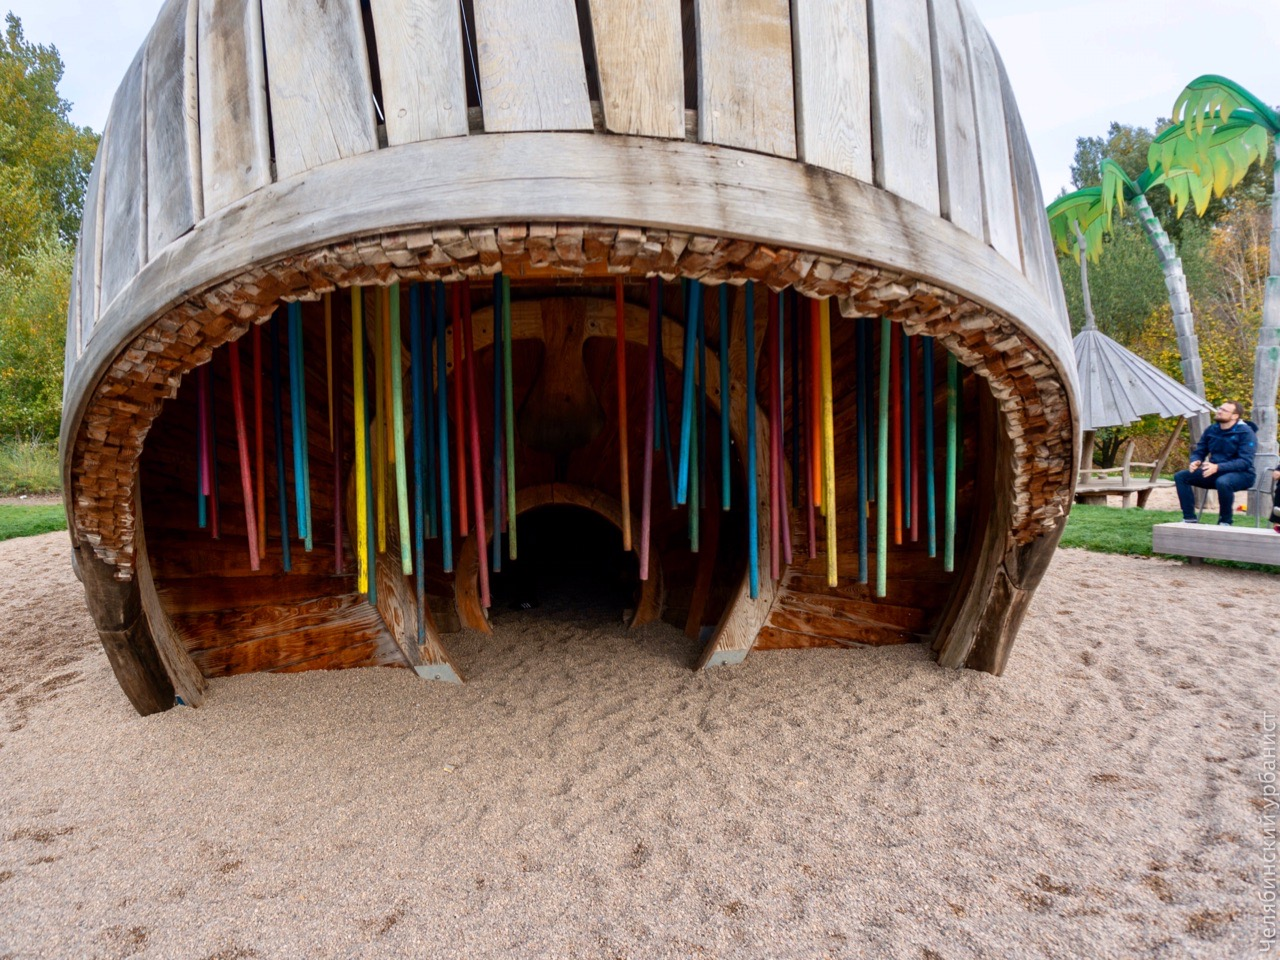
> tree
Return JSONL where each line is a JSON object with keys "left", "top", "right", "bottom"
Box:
{"left": 0, "top": 13, "right": 98, "bottom": 264}
{"left": 1167, "top": 75, "right": 1280, "bottom": 513}
{"left": 0, "top": 241, "right": 70, "bottom": 438}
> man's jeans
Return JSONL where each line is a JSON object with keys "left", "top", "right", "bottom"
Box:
{"left": 1174, "top": 468, "right": 1254, "bottom": 523}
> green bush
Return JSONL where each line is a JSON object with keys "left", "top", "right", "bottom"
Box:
{"left": 0, "top": 436, "right": 60, "bottom": 494}
{"left": 0, "top": 241, "right": 70, "bottom": 439}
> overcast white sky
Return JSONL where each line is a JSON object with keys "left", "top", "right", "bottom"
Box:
{"left": 6, "top": 0, "right": 1280, "bottom": 199}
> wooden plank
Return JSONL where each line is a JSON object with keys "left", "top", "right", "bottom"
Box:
{"left": 695, "top": 0, "right": 796, "bottom": 157}
{"left": 996, "top": 50, "right": 1052, "bottom": 309}
{"left": 75, "top": 143, "right": 105, "bottom": 350}
{"left": 63, "top": 254, "right": 80, "bottom": 371}
{"left": 868, "top": 0, "right": 939, "bottom": 213}
{"left": 260, "top": 0, "right": 378, "bottom": 179}
{"left": 367, "top": 0, "right": 469, "bottom": 145}
{"left": 927, "top": 0, "right": 982, "bottom": 238}
{"left": 145, "top": 0, "right": 201, "bottom": 254}
{"left": 472, "top": 0, "right": 592, "bottom": 133}
{"left": 98, "top": 49, "right": 148, "bottom": 312}
{"left": 791, "top": 0, "right": 872, "bottom": 181}
{"left": 156, "top": 573, "right": 357, "bottom": 614}
{"left": 198, "top": 0, "right": 272, "bottom": 213}
{"left": 588, "top": 0, "right": 684, "bottom": 138}
{"left": 1153, "top": 523, "right": 1280, "bottom": 566}
{"left": 956, "top": 2, "right": 1020, "bottom": 267}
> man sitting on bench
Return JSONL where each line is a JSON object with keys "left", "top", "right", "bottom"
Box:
{"left": 1174, "top": 400, "right": 1257, "bottom": 526}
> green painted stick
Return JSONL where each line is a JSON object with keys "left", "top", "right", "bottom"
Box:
{"left": 877, "top": 317, "right": 891, "bottom": 598}
{"left": 945, "top": 352, "right": 958, "bottom": 572}
{"left": 502, "top": 275, "right": 517, "bottom": 560}
{"left": 389, "top": 284, "right": 413, "bottom": 574}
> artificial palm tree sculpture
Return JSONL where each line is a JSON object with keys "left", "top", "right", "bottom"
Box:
{"left": 1164, "top": 75, "right": 1279, "bottom": 513}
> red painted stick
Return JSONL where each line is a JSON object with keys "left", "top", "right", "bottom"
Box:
{"left": 253, "top": 325, "right": 265, "bottom": 558}
{"left": 891, "top": 325, "right": 902, "bottom": 545}
{"left": 228, "top": 340, "right": 261, "bottom": 570}
{"left": 451, "top": 286, "right": 469, "bottom": 536}
{"left": 776, "top": 297, "right": 792, "bottom": 566}
{"left": 640, "top": 279, "right": 658, "bottom": 580}
{"left": 802, "top": 314, "right": 817, "bottom": 559}
{"left": 461, "top": 283, "right": 490, "bottom": 607}
{"left": 808, "top": 298, "right": 822, "bottom": 514}
{"left": 768, "top": 292, "right": 780, "bottom": 581}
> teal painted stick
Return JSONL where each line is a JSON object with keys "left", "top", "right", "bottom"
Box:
{"left": 745, "top": 281, "right": 759, "bottom": 599}
{"left": 719, "top": 285, "right": 730, "bottom": 511}
{"left": 390, "top": 284, "right": 412, "bottom": 574}
{"left": 502, "top": 275, "right": 516, "bottom": 561}
{"left": 923, "top": 336, "right": 937, "bottom": 558}
{"left": 676, "top": 280, "right": 700, "bottom": 505}
{"left": 434, "top": 282, "right": 453, "bottom": 572}
{"left": 945, "top": 352, "right": 958, "bottom": 572}
{"left": 288, "top": 302, "right": 313, "bottom": 551}
{"left": 877, "top": 317, "right": 891, "bottom": 598}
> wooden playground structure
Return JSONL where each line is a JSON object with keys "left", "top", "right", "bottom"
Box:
{"left": 60, "top": 0, "right": 1079, "bottom": 715}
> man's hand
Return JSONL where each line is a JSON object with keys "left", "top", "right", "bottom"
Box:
{"left": 1272, "top": 468, "right": 1280, "bottom": 481}
{"left": 1189, "top": 460, "right": 1202, "bottom": 472}
{"left": 1201, "top": 462, "right": 1219, "bottom": 478}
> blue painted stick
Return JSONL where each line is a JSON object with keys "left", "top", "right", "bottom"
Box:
{"left": 270, "top": 313, "right": 292, "bottom": 572}
{"left": 923, "top": 336, "right": 937, "bottom": 558}
{"left": 653, "top": 287, "right": 677, "bottom": 505}
{"left": 744, "top": 280, "right": 759, "bottom": 600}
{"left": 640, "top": 278, "right": 659, "bottom": 579}
{"left": 697, "top": 283, "right": 708, "bottom": 515}
{"left": 410, "top": 284, "right": 428, "bottom": 642}
{"left": 196, "top": 365, "right": 207, "bottom": 529}
{"left": 422, "top": 287, "right": 437, "bottom": 540}
{"left": 719, "top": 284, "right": 731, "bottom": 511}
{"left": 491, "top": 275, "right": 504, "bottom": 573}
{"left": 856, "top": 319, "right": 869, "bottom": 584}
{"left": 676, "top": 280, "right": 699, "bottom": 505}
{"left": 434, "top": 282, "right": 453, "bottom": 572}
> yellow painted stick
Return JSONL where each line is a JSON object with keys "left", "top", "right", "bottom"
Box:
{"left": 325, "top": 292, "right": 333, "bottom": 450}
{"left": 819, "top": 298, "right": 837, "bottom": 587}
{"left": 353, "top": 288, "right": 369, "bottom": 595}
{"left": 389, "top": 283, "right": 413, "bottom": 574}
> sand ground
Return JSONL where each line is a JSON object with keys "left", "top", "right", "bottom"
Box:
{"left": 1, "top": 529, "right": 1277, "bottom": 959}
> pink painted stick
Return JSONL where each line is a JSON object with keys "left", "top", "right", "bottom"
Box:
{"left": 776, "top": 307, "right": 793, "bottom": 566}
{"left": 228, "top": 340, "right": 261, "bottom": 570}
{"left": 461, "top": 282, "right": 490, "bottom": 608}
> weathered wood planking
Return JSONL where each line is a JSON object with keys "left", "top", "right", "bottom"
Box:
{"left": 197, "top": 0, "right": 272, "bottom": 214}
{"left": 695, "top": 0, "right": 796, "bottom": 158}
{"left": 868, "top": 0, "right": 939, "bottom": 213}
{"left": 588, "top": 0, "right": 684, "bottom": 138}
{"left": 791, "top": 0, "right": 872, "bottom": 182}
{"left": 367, "top": 0, "right": 469, "bottom": 145}
{"left": 99, "top": 50, "right": 148, "bottom": 313}
{"left": 927, "top": 0, "right": 982, "bottom": 238}
{"left": 260, "top": 0, "right": 378, "bottom": 179}
{"left": 76, "top": 141, "right": 106, "bottom": 350}
{"left": 472, "top": 0, "right": 592, "bottom": 133}
{"left": 64, "top": 254, "right": 81, "bottom": 368}
{"left": 145, "top": 0, "right": 202, "bottom": 254}
{"left": 957, "top": 1, "right": 1020, "bottom": 268}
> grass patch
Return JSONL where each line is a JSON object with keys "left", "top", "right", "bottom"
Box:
{"left": 1062, "top": 504, "right": 1279, "bottom": 573}
{"left": 0, "top": 504, "right": 66, "bottom": 542}
{"left": 0, "top": 438, "right": 60, "bottom": 495}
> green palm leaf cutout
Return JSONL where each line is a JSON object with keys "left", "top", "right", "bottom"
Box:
{"left": 1172, "top": 75, "right": 1279, "bottom": 136}
{"left": 1099, "top": 159, "right": 1140, "bottom": 220}
{"left": 1046, "top": 187, "right": 1109, "bottom": 262}
{"left": 1150, "top": 117, "right": 1267, "bottom": 216}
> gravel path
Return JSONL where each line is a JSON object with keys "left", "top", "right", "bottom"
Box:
{"left": 1, "top": 531, "right": 1276, "bottom": 959}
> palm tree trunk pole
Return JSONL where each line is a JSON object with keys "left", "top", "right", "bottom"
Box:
{"left": 1250, "top": 158, "right": 1280, "bottom": 516}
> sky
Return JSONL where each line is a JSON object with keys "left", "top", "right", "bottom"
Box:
{"left": 6, "top": 0, "right": 1280, "bottom": 200}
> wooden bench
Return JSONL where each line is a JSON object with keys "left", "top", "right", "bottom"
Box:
{"left": 1152, "top": 522, "right": 1280, "bottom": 566}
{"left": 1076, "top": 419, "right": 1185, "bottom": 509}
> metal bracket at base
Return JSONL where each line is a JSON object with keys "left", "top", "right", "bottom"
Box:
{"left": 414, "top": 663, "right": 463, "bottom": 684}
{"left": 702, "top": 649, "right": 749, "bottom": 669}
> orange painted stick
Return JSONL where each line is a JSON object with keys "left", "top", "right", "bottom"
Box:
{"left": 615, "top": 279, "right": 632, "bottom": 550}
{"left": 461, "top": 282, "right": 490, "bottom": 607}
{"left": 808, "top": 297, "right": 822, "bottom": 513}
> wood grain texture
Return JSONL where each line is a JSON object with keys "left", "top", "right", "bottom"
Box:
{"left": 1153, "top": 523, "right": 1280, "bottom": 565}
{"left": 260, "top": 0, "right": 378, "bottom": 179}
{"left": 791, "top": 0, "right": 872, "bottom": 181}
{"left": 145, "top": 0, "right": 201, "bottom": 255}
{"left": 956, "top": 0, "right": 1019, "bottom": 267}
{"left": 588, "top": 0, "right": 684, "bottom": 138}
{"left": 367, "top": 0, "right": 469, "bottom": 145}
{"left": 75, "top": 141, "right": 106, "bottom": 350}
{"left": 695, "top": 0, "right": 796, "bottom": 157}
{"left": 472, "top": 0, "right": 592, "bottom": 133}
{"left": 98, "top": 49, "right": 148, "bottom": 312}
{"left": 197, "top": 0, "right": 272, "bottom": 213}
{"left": 927, "top": 0, "right": 982, "bottom": 238}
{"left": 868, "top": 0, "right": 939, "bottom": 213}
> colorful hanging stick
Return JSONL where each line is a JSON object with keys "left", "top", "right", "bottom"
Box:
{"left": 910, "top": 338, "right": 922, "bottom": 544}
{"left": 856, "top": 319, "right": 869, "bottom": 585}
{"left": 697, "top": 285, "right": 708, "bottom": 518}
{"left": 461, "top": 283, "right": 490, "bottom": 607}
{"left": 923, "top": 336, "right": 937, "bottom": 559}
{"left": 768, "top": 293, "right": 780, "bottom": 580}
{"left": 501, "top": 275, "right": 516, "bottom": 561}
{"left": 640, "top": 278, "right": 659, "bottom": 580}
{"left": 688, "top": 354, "right": 699, "bottom": 553}
{"left": 227, "top": 339, "right": 261, "bottom": 571}
{"left": 197, "top": 363, "right": 209, "bottom": 530}
{"left": 271, "top": 313, "right": 292, "bottom": 572}
{"left": 789, "top": 288, "right": 800, "bottom": 506}
{"left": 352, "top": 288, "right": 369, "bottom": 594}
{"left": 388, "top": 285, "right": 412, "bottom": 574}
{"left": 803, "top": 306, "right": 816, "bottom": 558}
{"left": 808, "top": 298, "right": 822, "bottom": 514}
{"left": 615, "top": 279, "right": 632, "bottom": 550}
{"left": 287, "top": 304, "right": 311, "bottom": 550}
{"left": 422, "top": 287, "right": 437, "bottom": 541}
{"left": 208, "top": 354, "right": 220, "bottom": 539}
{"left": 451, "top": 286, "right": 469, "bottom": 536}
{"left": 901, "top": 325, "right": 912, "bottom": 536}
{"left": 945, "top": 352, "right": 958, "bottom": 573}
{"left": 744, "top": 280, "right": 759, "bottom": 600}
{"left": 333, "top": 319, "right": 344, "bottom": 576}
{"left": 325, "top": 293, "right": 334, "bottom": 451}
{"left": 382, "top": 287, "right": 395, "bottom": 460}
{"left": 719, "top": 284, "right": 731, "bottom": 512}
{"left": 363, "top": 343, "right": 378, "bottom": 607}
{"left": 654, "top": 298, "right": 677, "bottom": 507}
{"left": 890, "top": 322, "right": 902, "bottom": 546}
{"left": 410, "top": 285, "right": 428, "bottom": 638}
{"left": 676, "top": 281, "right": 700, "bottom": 505}
{"left": 877, "top": 317, "right": 891, "bottom": 598}
{"left": 777, "top": 291, "right": 792, "bottom": 566}
{"left": 819, "top": 298, "right": 837, "bottom": 588}
{"left": 374, "top": 292, "right": 386, "bottom": 555}
{"left": 491, "top": 276, "right": 504, "bottom": 574}
{"left": 253, "top": 325, "right": 265, "bottom": 558}
{"left": 435, "top": 282, "right": 453, "bottom": 572}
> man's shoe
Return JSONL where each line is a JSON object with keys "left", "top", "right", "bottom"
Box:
{"left": 1183, "top": 518, "right": 1199, "bottom": 523}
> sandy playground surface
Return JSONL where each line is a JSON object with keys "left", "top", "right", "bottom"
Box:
{"left": 1, "top": 528, "right": 1277, "bottom": 959}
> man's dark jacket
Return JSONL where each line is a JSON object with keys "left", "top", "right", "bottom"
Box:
{"left": 1190, "top": 420, "right": 1258, "bottom": 476}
